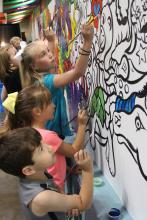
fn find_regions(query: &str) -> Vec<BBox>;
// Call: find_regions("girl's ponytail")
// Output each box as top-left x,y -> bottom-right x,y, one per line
19,42 -> 42,88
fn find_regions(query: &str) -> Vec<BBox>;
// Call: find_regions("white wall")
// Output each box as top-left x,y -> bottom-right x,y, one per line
77,0 -> 147,219
29,0 -> 147,219
0,1 -> 3,12
68,0 -> 147,219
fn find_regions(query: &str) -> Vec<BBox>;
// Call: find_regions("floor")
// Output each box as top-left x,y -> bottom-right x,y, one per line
85,165 -> 133,220
0,170 -> 25,220
0,112 -> 25,220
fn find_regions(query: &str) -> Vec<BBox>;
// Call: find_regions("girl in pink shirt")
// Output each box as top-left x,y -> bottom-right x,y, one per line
3,84 -> 87,191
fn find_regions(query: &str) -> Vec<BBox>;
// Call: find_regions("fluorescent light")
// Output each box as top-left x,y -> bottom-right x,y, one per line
1,41 -> 6,47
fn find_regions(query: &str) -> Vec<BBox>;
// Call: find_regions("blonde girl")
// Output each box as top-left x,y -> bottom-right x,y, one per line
19,23 -> 94,138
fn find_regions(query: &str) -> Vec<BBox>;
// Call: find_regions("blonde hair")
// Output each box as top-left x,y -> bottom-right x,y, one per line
10,37 -> 20,46
19,41 -> 42,88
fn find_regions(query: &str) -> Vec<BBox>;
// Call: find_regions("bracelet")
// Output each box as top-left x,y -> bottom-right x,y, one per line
79,51 -> 90,56
80,47 -> 91,54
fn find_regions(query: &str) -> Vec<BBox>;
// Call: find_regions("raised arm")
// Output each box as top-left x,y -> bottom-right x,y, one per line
44,28 -> 57,55
53,23 -> 94,88
57,109 -> 88,157
30,150 -> 93,216
1,85 -> 7,102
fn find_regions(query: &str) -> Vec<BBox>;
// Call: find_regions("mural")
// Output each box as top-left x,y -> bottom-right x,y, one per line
46,0 -> 147,182
85,0 -> 147,181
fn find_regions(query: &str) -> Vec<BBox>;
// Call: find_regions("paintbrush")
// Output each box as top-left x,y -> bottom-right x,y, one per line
64,102 -> 89,127
68,13 -> 100,46
64,114 -> 78,127
48,8 -> 59,29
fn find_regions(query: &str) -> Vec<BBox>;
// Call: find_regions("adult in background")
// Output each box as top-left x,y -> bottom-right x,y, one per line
10,36 -> 27,62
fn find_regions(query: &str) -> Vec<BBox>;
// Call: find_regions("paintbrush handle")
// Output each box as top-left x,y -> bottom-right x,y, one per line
68,32 -> 81,46
49,9 -> 58,29
68,13 -> 100,46
64,114 -> 78,127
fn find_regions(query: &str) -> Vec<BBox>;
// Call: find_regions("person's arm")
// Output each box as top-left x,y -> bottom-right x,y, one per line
30,150 -> 93,216
57,109 -> 87,157
44,28 -> 57,55
53,23 -> 94,88
1,85 -> 7,102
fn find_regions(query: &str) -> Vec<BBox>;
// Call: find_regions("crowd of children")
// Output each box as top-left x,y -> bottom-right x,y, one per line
0,22 -> 94,220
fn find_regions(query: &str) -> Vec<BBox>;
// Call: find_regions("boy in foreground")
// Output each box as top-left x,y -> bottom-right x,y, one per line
0,127 -> 93,219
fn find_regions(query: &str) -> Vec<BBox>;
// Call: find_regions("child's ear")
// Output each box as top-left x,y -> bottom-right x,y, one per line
22,166 -> 36,176
32,107 -> 41,116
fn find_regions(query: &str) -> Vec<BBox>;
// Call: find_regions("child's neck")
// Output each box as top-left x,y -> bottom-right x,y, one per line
31,121 -> 45,129
27,170 -> 47,182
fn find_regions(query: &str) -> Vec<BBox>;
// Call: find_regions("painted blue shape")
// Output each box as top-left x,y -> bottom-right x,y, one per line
94,4 -> 100,16
115,94 -> 136,113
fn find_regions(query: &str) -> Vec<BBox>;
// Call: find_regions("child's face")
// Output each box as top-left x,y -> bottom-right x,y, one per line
40,102 -> 55,121
13,40 -> 21,51
33,41 -> 55,72
32,142 -> 56,170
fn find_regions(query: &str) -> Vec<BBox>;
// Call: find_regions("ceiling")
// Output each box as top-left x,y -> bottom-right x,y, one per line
3,0 -> 39,24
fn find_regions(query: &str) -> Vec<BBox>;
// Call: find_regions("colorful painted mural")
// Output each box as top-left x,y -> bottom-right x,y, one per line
20,0 -> 147,219
37,0 -> 147,185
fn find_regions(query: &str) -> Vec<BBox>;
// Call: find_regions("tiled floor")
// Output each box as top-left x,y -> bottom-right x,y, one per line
0,170 -> 25,220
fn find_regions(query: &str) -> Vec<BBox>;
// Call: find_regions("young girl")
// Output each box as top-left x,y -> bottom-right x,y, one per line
0,45 -> 21,102
19,23 -> 94,138
3,84 -> 87,191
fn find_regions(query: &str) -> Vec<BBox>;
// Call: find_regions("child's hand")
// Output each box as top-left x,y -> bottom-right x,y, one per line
77,108 -> 88,126
67,208 -> 80,218
74,150 -> 92,172
81,23 -> 94,43
44,28 -> 56,41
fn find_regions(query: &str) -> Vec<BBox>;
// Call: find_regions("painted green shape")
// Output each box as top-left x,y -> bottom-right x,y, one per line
90,94 -> 97,116
68,0 -> 74,4
90,87 -> 106,127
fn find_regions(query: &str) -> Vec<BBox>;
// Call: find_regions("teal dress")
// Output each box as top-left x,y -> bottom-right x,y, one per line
43,74 -> 71,137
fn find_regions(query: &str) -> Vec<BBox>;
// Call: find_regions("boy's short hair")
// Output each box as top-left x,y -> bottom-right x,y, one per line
0,127 -> 42,178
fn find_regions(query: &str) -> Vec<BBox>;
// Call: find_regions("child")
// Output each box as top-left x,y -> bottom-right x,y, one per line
0,127 -> 93,219
19,23 -> 94,138
3,85 -> 87,191
0,46 -> 22,106
0,46 -> 21,99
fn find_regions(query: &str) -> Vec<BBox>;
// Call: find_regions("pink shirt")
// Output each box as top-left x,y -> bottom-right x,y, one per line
36,128 -> 66,188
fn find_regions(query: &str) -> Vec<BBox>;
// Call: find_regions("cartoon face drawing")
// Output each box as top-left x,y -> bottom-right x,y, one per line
98,4 -> 113,58
113,106 -> 147,180
131,0 -> 147,42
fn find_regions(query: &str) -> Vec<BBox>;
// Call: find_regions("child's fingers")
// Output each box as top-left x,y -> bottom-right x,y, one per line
81,23 -> 93,32
83,150 -> 88,159
71,209 -> 80,217
78,108 -> 87,115
74,151 -> 80,162
74,149 -> 88,162
74,150 -> 84,161
78,149 -> 87,160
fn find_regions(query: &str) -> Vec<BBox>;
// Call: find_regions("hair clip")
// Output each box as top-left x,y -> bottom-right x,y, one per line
2,92 -> 18,114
